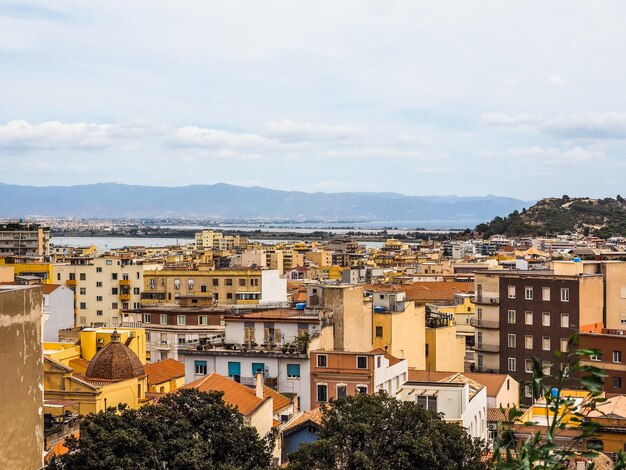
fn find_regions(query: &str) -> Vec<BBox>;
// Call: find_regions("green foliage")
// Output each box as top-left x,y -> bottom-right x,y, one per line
287,392 -> 488,470
491,334 -> 626,469
46,389 -> 274,470
475,196 -> 626,238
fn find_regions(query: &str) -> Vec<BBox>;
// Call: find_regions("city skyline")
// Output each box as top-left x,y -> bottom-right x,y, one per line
2,1 -> 626,199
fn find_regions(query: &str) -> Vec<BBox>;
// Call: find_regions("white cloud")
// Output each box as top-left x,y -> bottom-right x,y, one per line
503,145 -> 603,163
265,120 -> 364,142
170,126 -> 274,149
480,113 -> 542,128
323,147 -> 426,160
548,74 -> 565,86
544,113 -> 626,139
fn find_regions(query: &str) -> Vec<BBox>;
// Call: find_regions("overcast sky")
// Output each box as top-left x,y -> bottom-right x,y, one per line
1,1 -> 626,200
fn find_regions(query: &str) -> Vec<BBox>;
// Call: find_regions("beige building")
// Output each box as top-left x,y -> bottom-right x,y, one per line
53,256 -> 144,327
143,268 -> 286,306
0,285 -> 44,470
0,222 -> 50,258
305,250 -> 333,268
194,229 -> 246,251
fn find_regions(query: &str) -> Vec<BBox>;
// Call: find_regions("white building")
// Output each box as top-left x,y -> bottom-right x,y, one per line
42,284 -> 74,342
397,372 -> 488,441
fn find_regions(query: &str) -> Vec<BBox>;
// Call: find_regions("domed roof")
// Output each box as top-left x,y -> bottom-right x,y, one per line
85,330 -> 145,381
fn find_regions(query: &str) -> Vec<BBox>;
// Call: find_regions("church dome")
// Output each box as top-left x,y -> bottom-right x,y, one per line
85,330 -> 145,381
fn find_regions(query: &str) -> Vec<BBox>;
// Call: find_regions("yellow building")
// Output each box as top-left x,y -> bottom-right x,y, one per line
0,257 -> 54,283
427,293 -> 475,345
44,330 -> 148,415
372,290 -> 426,369
144,358 -> 186,393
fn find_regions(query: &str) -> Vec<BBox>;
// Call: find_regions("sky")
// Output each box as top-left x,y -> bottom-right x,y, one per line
1,1 -> 626,200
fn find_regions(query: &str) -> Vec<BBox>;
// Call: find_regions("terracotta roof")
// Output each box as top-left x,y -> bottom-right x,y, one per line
282,407 -> 324,434
408,369 -> 512,398
85,333 -> 145,381
369,348 -> 404,366
42,284 -> 61,294
184,372 -> 291,416
366,282 -> 474,302
144,359 -> 185,386
487,407 -> 512,423
440,373 -> 484,399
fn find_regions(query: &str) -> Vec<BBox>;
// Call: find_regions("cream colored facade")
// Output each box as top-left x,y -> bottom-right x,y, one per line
53,257 -> 143,327
425,325 -> 465,372
305,250 -> 333,267
473,272 -> 501,372
195,230 -> 246,251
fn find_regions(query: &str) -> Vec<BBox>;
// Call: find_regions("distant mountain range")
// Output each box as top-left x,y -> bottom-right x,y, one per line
0,182 -> 529,226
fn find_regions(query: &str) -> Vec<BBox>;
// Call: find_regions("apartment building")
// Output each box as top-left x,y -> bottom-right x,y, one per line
53,256 -> 144,327
580,329 -> 626,395
122,307 -> 225,362
473,269 -> 603,401
180,309 -> 319,409
0,222 -> 50,258
142,268 -> 286,306
309,349 -> 408,409
194,229 -> 247,251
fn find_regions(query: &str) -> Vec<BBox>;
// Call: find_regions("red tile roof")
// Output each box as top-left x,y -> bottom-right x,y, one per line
144,359 -> 185,386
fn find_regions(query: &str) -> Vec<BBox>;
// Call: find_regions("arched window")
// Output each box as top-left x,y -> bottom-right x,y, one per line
587,439 -> 604,451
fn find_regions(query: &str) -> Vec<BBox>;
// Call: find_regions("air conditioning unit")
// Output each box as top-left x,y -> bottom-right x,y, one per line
490,299 -> 497,304
619,331 -> 624,336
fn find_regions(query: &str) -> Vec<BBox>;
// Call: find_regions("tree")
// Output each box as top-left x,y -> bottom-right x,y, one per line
287,393 -> 487,470
47,389 -> 274,470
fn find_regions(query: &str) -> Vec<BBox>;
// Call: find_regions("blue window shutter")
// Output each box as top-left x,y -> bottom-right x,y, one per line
287,364 -> 300,377
228,361 -> 241,376
252,363 -> 265,375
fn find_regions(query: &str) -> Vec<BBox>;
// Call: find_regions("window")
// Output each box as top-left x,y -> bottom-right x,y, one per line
226,293 -> 233,300
524,384 -> 533,398
561,338 -> 569,353
507,310 -> 516,324
228,362 -> 241,378
561,313 -> 570,328
79,273 -> 86,281
212,279 -> 219,286
112,273 -> 118,280
590,354 -> 600,361
96,310 -> 103,316
200,285 -> 207,293
96,267 -> 102,273
252,363 -> 265,375
194,360 -> 207,375
375,326 -> 383,337
225,278 -> 233,286
106,260 -> 112,266
239,279 -> 246,287
614,377 -> 622,389
96,281 -> 102,287
187,279 -> 194,290
507,334 -> 516,348
416,395 -> 437,411
337,385 -> 347,398
542,287 -> 551,301
174,279 -> 180,290
614,351 -> 622,363
357,356 -> 368,369
525,359 -> 533,373
508,357 -> 516,372
177,315 -> 186,326
198,315 -> 208,326
133,287 -> 140,295
542,336 -> 551,351
317,384 -> 328,402
160,314 -> 168,325
69,273 -> 75,281
542,361 -> 551,375
508,285 -> 516,299
287,364 -> 300,378
112,302 -> 118,309
96,296 -> 103,301
525,287 -> 533,300
111,287 -> 118,295
317,354 -> 327,367
80,302 -> 86,309
57,273 -> 61,281
356,385 -> 368,395
376,356 -> 382,368
79,287 -> 86,295
178,335 -> 186,344
525,311 -> 533,325
542,312 -> 550,327
525,335 -> 533,349
143,313 -> 151,323
160,351 -> 168,360
561,288 -> 570,302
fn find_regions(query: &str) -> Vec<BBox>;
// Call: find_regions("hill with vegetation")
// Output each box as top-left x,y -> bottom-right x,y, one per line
475,195 -> 626,238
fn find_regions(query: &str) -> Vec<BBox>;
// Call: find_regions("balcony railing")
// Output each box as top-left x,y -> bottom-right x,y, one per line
240,376 -> 278,388
475,343 -> 500,353
470,318 -> 500,329
473,295 -> 499,305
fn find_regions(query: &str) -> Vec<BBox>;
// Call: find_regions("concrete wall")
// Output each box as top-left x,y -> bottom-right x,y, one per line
0,286 -> 44,470
322,285 -> 373,352
579,275 -> 604,328
43,285 -> 74,342
426,326 -> 465,372
603,262 -> 626,329
261,270 -> 287,303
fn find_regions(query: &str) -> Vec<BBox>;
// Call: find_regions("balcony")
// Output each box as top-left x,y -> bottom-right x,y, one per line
475,343 -> 500,353
120,293 -> 131,301
120,279 -> 131,286
473,295 -> 499,305
470,318 -> 500,329
240,376 -> 278,388
66,279 -> 77,286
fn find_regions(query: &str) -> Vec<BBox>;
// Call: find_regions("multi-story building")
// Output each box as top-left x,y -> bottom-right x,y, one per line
53,256 -> 144,327
473,269 -> 604,402
142,268 -> 286,306
0,222 -> 50,258
309,349 -> 408,409
122,306 -> 225,362
0,285 -> 44,469
180,309 -> 319,409
580,329 -> 626,395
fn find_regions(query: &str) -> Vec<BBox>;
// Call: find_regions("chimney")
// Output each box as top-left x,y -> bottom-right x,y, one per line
255,372 -> 264,399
